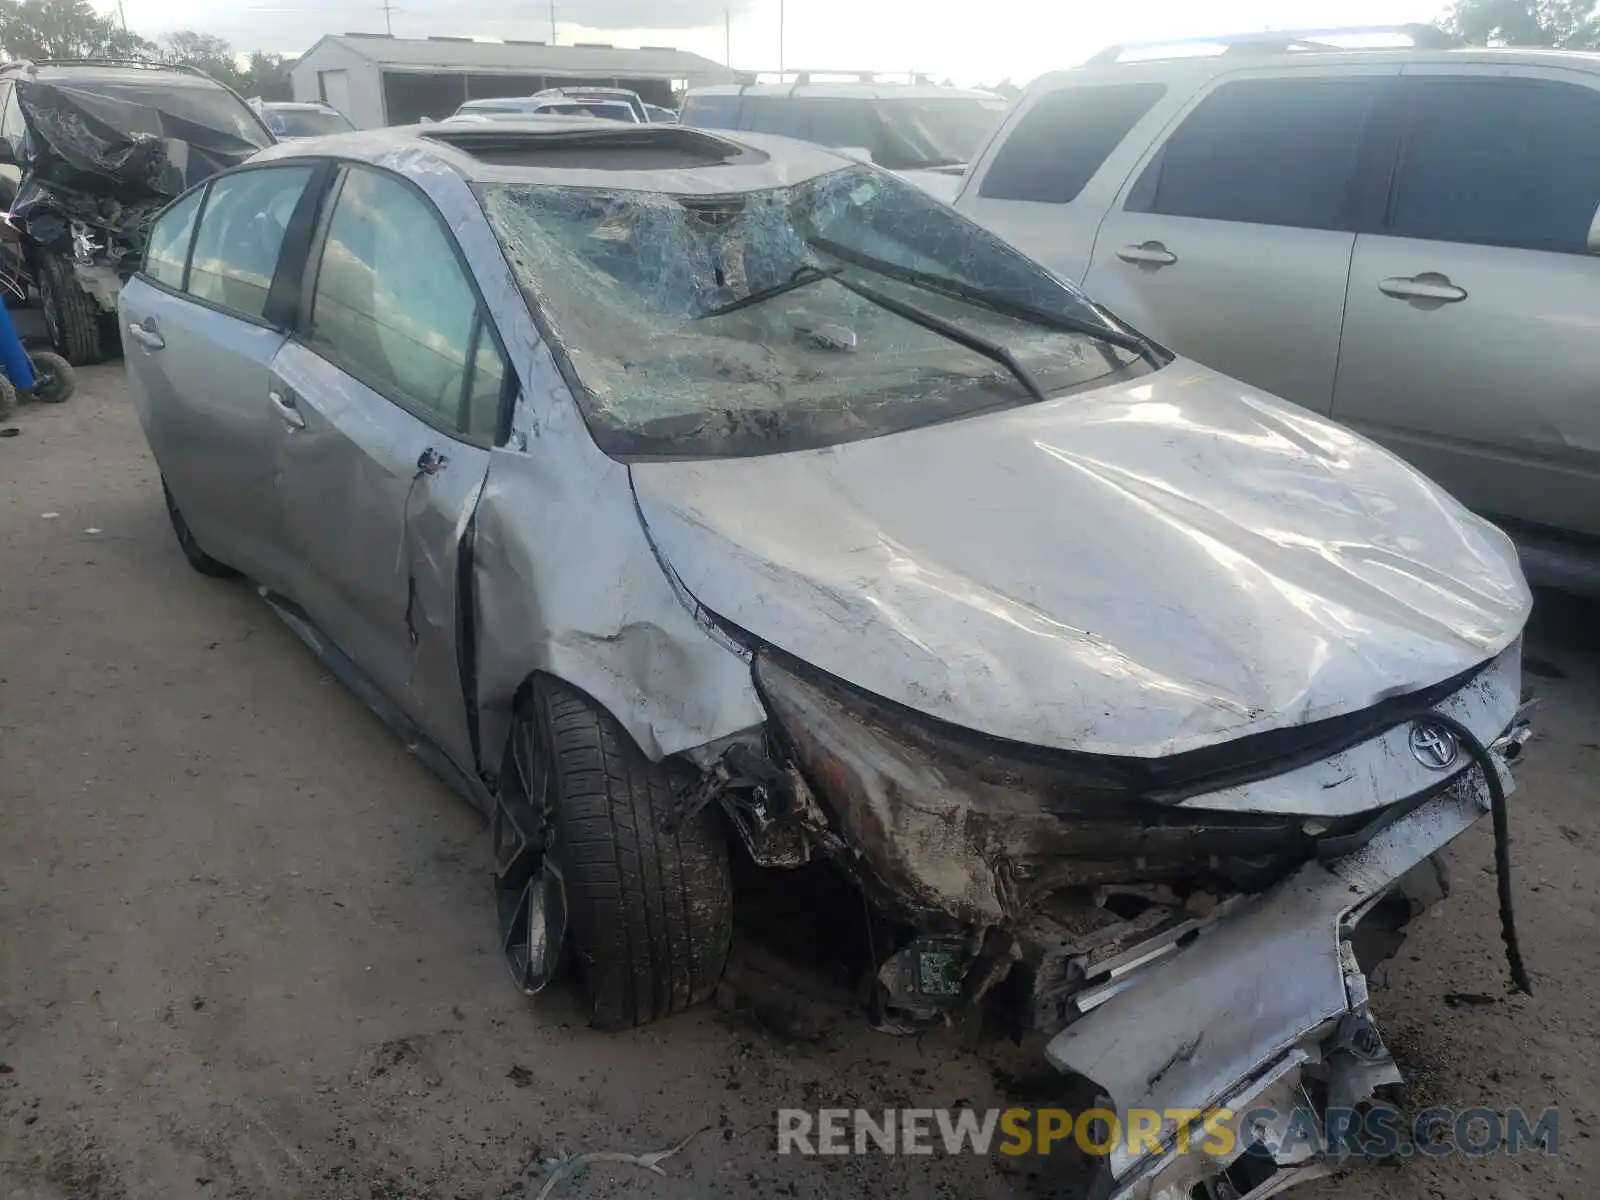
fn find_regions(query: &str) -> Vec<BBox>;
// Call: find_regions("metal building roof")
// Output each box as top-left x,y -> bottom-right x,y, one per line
300,34 -> 738,82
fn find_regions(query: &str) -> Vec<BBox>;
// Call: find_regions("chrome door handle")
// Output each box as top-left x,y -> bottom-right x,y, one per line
1378,274 -> 1467,303
126,321 -> 164,349
1116,241 -> 1178,266
268,388 -> 305,429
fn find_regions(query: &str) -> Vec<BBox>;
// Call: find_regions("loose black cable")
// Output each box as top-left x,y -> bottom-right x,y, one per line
1410,710 -> 1533,996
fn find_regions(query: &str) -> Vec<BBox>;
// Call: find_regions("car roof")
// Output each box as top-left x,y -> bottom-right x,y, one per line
1033,43 -> 1600,92
0,60 -> 229,88
684,81 -> 1003,101
250,119 -> 858,193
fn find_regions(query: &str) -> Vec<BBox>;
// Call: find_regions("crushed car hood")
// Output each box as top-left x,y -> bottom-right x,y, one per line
630,362 -> 1531,758
11,78 -> 267,266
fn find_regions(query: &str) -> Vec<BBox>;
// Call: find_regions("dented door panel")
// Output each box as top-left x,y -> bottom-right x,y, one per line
269,340 -> 490,772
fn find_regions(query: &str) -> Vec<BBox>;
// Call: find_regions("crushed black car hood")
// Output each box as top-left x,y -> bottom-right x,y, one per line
11,77 -> 268,267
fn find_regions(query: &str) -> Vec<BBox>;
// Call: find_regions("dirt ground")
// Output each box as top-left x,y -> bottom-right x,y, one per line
0,367 -> 1596,1200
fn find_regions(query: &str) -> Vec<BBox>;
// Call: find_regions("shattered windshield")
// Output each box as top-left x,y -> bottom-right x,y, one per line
480,165 -> 1140,457
877,98 -> 1008,168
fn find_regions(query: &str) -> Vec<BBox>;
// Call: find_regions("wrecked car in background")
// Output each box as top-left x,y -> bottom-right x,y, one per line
0,59 -> 274,364
120,119 -> 1535,1200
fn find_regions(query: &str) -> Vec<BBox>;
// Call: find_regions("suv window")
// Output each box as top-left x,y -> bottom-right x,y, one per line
740,95 -> 805,138
144,189 -> 205,288
1389,78 -> 1600,254
309,166 -> 508,440
1130,78 -> 1374,230
186,166 -> 313,319
796,98 -> 879,150
0,83 -> 23,142
979,83 -> 1164,203
679,94 -> 741,129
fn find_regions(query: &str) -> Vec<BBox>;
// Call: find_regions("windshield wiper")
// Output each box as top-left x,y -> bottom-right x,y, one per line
696,264 -> 843,319
834,274 -> 1049,404
808,235 -> 1165,365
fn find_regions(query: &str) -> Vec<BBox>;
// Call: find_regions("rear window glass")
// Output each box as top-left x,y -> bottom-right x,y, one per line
76,81 -> 272,148
264,107 -> 353,137
979,83 -> 1164,203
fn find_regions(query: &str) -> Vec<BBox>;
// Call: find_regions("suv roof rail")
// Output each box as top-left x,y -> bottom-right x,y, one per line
1087,24 -> 1460,65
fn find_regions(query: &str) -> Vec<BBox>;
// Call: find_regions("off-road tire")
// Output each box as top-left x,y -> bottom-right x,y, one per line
38,253 -> 106,366
162,480 -> 237,578
520,677 -> 733,1030
0,374 -> 14,422
28,351 -> 75,403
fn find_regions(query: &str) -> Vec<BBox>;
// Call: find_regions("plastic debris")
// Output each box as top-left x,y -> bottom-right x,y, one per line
535,1128 -> 705,1199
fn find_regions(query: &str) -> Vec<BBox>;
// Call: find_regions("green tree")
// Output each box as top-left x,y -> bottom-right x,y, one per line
0,0 -> 154,60
161,32 -> 290,100
1441,0 -> 1600,48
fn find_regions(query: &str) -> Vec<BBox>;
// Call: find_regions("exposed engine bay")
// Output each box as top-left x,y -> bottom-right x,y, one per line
670,640 -> 1532,1198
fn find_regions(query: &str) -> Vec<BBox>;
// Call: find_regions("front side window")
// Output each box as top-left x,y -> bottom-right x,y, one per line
186,166 -> 313,319
309,166 -> 506,437
979,83 -> 1164,203
144,188 -> 205,288
1131,77 -> 1375,230
480,165 -> 1141,459
1388,78 -> 1600,253
0,83 -> 24,142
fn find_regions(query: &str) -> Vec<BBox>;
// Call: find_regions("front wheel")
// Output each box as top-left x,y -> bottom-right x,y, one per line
494,676 -> 733,1030
38,254 -> 107,366
28,351 -> 75,403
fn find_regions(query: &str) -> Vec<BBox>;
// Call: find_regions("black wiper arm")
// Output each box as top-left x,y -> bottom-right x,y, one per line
835,273 -> 1049,404
809,235 -> 1163,364
696,264 -> 843,319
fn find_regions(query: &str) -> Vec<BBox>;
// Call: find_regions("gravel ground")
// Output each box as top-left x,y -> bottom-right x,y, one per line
1,367 -> 1595,1200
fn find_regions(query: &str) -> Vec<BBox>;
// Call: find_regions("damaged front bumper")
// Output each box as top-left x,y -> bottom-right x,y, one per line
1045,751 -> 1517,1200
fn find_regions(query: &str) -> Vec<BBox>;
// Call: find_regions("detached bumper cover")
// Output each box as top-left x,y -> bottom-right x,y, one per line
1046,761 -> 1508,1199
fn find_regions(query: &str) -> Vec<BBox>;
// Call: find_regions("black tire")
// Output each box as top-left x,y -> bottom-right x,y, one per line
0,374 -> 14,422
500,676 -> 733,1030
38,254 -> 106,366
162,480 -> 237,578
28,351 -> 74,403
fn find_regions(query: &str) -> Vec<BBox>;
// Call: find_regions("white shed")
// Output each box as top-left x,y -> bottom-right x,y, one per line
289,34 -> 739,128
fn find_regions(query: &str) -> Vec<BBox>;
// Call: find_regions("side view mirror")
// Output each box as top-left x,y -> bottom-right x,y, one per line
1589,203 -> 1600,254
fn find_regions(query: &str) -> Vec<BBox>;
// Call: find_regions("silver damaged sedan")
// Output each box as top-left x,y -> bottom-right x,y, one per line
121,120 -> 1536,1200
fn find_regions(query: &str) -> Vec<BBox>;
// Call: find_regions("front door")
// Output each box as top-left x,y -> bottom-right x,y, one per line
1330,68 -> 1600,539
1083,70 -> 1397,413
120,164 -> 323,591
272,165 -> 512,772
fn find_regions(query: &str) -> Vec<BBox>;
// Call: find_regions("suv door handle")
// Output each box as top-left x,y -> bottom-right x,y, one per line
126,317 -> 164,350
1116,241 -> 1178,267
268,388 -> 305,429
1378,274 -> 1467,303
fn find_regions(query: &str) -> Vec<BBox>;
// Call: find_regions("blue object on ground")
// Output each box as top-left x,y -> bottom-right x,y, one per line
0,299 -> 34,390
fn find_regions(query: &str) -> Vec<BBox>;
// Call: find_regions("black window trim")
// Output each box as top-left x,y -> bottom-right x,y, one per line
1379,73 -> 1600,256
1123,73 -> 1392,234
134,158 -> 336,334
295,160 -> 518,450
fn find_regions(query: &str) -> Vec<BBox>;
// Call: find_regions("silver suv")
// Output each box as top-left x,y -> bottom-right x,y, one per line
953,25 -> 1600,591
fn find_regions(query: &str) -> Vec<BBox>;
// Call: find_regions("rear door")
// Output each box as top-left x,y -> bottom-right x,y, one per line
1330,68 -> 1600,538
270,163 -> 514,770
120,162 -> 327,590
1081,69 -> 1399,412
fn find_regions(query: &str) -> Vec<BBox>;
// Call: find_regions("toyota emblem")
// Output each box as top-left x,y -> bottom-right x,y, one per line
1409,722 -> 1459,770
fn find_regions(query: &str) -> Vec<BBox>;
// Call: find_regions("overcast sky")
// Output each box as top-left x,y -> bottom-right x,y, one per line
107,0 -> 1444,86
